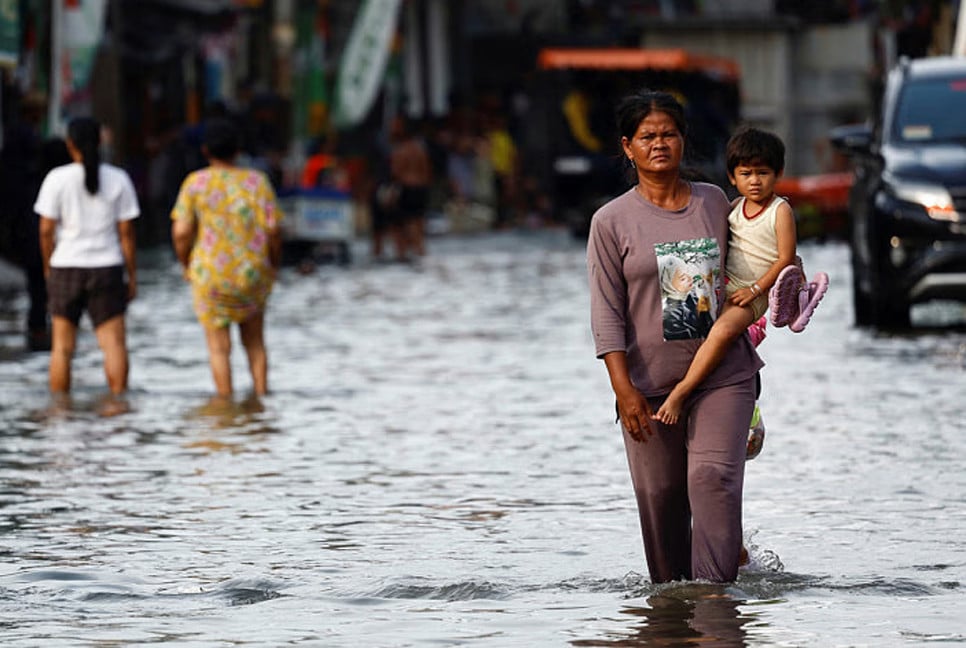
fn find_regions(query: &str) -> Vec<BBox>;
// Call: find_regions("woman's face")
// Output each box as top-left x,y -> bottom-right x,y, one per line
622,110 -> 684,176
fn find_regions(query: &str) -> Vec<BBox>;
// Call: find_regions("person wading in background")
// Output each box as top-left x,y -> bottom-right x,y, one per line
389,115 -> 432,261
35,117 -> 140,400
170,118 -> 282,398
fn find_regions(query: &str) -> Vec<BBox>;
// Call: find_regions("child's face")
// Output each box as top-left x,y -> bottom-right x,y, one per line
729,164 -> 781,205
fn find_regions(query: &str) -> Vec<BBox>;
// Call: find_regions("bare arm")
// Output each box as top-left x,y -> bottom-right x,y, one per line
39,217 -> 57,278
262,180 -> 283,272
171,218 -> 197,279
763,199 -> 799,286
267,226 -> 282,271
118,220 -> 138,301
603,351 -> 655,443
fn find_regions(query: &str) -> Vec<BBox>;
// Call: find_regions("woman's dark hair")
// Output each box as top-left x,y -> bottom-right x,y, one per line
615,89 -> 692,183
725,125 -> 785,175
203,118 -> 241,161
67,117 -> 101,194
615,89 -> 688,142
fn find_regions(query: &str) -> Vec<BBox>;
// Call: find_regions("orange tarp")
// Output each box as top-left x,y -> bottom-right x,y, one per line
537,48 -> 740,81
775,172 -> 853,212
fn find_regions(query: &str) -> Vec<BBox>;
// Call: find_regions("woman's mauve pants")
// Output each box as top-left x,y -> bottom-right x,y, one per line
622,376 -> 756,583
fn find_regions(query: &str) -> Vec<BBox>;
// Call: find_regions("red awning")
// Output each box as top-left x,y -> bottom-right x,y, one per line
537,48 -> 740,81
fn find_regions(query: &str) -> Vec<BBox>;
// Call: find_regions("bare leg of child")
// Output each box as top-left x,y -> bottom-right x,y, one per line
654,302 -> 757,424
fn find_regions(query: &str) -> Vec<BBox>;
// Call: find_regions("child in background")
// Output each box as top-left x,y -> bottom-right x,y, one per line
653,126 -> 828,427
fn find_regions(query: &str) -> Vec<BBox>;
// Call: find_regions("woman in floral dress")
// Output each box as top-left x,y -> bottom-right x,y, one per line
171,118 -> 282,397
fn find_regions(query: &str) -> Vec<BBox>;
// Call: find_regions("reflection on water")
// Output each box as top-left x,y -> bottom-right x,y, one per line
1,234 -> 965,646
572,585 -> 753,647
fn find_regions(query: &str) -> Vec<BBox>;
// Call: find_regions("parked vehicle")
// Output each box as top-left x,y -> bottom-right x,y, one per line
278,187 -> 354,266
773,172 -> 852,241
830,56 -> 966,328
531,48 -> 741,238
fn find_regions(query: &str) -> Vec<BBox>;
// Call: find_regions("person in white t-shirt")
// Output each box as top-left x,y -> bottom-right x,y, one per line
35,117 -> 140,398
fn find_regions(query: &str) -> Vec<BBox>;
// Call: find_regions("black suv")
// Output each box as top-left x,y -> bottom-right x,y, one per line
830,56 -> 966,328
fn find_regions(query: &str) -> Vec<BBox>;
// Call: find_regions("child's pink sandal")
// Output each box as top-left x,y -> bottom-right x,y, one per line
747,316 -> 767,347
789,272 -> 829,333
769,264 -> 805,328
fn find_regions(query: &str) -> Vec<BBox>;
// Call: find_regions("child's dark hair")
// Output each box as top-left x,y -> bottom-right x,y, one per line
67,117 -> 101,194
726,126 -> 785,175
203,118 -> 241,161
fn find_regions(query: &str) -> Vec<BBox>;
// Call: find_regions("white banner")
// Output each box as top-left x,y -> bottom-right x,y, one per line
333,0 -> 402,129
63,0 -> 107,96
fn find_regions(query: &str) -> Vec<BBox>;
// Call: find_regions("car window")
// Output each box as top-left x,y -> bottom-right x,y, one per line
893,77 -> 966,143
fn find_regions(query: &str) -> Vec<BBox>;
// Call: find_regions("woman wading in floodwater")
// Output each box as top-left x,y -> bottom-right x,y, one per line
586,89 -> 763,582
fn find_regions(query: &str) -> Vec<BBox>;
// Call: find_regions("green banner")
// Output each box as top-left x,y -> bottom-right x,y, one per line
0,0 -> 20,66
333,0 -> 402,129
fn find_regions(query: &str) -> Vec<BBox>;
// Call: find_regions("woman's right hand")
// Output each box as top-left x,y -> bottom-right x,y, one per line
616,387 -> 655,443
603,352 -> 655,443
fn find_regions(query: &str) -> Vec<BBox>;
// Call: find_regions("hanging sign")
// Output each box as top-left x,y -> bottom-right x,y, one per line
333,0 -> 402,129
62,0 -> 107,98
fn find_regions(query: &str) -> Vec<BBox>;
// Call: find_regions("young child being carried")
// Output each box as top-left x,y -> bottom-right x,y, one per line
653,126 -> 828,426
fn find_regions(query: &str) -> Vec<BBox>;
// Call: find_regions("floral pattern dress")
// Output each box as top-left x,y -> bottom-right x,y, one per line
171,167 -> 281,328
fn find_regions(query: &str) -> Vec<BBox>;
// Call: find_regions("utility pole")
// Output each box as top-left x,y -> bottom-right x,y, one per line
48,0 -> 63,135
954,0 -> 966,56
107,0 -> 124,163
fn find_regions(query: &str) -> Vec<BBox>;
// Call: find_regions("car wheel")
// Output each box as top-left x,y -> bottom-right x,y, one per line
872,290 -> 910,329
867,242 -> 911,329
849,213 -> 875,326
851,268 -> 874,326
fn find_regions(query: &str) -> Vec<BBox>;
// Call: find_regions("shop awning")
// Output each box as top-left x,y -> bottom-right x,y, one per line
537,48 -> 740,81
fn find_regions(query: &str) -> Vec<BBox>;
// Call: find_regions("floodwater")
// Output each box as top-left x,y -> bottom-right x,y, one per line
1,231 -> 965,647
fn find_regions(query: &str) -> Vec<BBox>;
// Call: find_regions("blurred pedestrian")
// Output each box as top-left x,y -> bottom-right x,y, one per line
586,89 -> 763,583
170,118 -> 282,397
35,117 -> 140,396
439,127 -> 498,231
0,94 -> 53,351
389,115 -> 432,259
301,133 -> 349,191
483,110 -> 519,228
366,130 -> 405,261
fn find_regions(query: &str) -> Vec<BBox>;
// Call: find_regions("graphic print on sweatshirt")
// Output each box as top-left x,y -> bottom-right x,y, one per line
655,238 -> 721,341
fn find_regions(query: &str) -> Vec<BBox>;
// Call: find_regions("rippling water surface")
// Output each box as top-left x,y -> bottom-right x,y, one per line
2,231 -> 965,646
